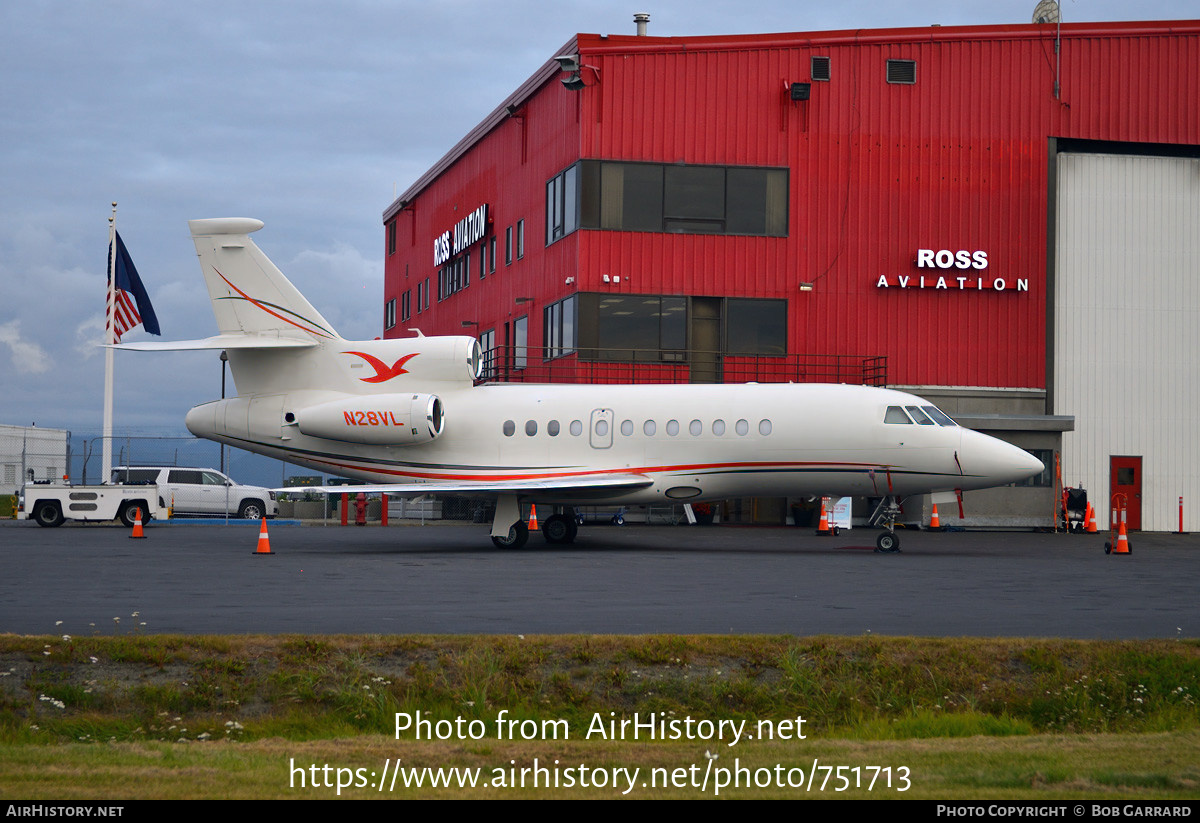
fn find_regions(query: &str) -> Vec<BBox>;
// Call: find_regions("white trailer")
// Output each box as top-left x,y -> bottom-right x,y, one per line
18,482 -> 165,528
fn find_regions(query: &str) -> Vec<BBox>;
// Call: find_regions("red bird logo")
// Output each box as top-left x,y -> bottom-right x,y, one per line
343,351 -> 419,383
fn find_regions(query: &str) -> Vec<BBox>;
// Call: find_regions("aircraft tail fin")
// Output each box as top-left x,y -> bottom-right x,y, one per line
188,218 -> 341,342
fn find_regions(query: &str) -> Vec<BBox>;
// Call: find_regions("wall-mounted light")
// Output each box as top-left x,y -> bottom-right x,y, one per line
555,53 -> 601,90
789,82 -> 811,101
461,320 -> 479,328
515,296 -> 534,304
798,282 -> 815,292
564,276 -> 575,285
553,55 -> 580,72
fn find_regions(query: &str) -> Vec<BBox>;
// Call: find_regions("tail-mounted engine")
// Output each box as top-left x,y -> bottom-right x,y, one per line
293,393 -> 444,445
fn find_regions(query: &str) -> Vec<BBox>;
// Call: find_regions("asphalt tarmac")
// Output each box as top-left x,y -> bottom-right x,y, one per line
1,520 -> 1196,638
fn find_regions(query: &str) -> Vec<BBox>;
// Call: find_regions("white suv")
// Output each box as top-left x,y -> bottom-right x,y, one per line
111,467 -> 277,520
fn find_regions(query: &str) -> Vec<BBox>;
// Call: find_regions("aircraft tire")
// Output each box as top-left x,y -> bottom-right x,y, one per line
492,520 -> 529,550
874,532 -> 900,553
542,514 -> 578,544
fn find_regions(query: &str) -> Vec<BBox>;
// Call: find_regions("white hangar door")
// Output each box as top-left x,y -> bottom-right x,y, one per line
1054,151 -> 1200,531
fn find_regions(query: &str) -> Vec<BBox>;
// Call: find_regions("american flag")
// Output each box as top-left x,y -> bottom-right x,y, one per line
106,230 -> 160,342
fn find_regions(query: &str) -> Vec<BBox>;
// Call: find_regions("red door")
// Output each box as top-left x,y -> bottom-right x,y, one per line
1110,456 -> 1142,531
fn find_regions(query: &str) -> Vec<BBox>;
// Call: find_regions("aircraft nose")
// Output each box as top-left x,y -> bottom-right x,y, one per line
957,429 -> 1045,487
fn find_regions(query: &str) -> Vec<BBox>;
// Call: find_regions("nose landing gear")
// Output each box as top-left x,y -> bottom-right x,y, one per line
871,496 -> 903,553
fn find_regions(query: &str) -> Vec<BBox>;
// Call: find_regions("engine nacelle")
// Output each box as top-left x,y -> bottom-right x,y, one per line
292,393 -> 444,445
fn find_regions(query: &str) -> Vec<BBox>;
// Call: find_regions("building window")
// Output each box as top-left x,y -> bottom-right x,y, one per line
546,164 -> 580,244
578,294 -> 686,361
384,298 -> 396,330
578,160 -> 787,237
725,298 -> 787,355
886,59 -> 916,84
505,227 -> 513,265
544,295 -> 577,359
438,255 -> 472,301
387,220 -> 397,255
480,242 -> 487,279
479,328 -> 496,378
513,315 -> 528,369
489,237 -> 497,273
517,219 -> 525,259
400,290 -> 411,322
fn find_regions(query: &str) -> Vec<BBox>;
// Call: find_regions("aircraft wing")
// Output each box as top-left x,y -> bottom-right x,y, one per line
277,473 -> 654,499
112,334 -> 318,351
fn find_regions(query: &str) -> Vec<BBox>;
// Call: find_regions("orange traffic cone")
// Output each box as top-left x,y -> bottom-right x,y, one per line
929,503 -> 942,531
255,517 -> 274,555
816,498 -> 832,536
528,504 -> 540,531
1085,502 -> 1098,533
1112,516 -> 1131,555
129,507 -> 146,539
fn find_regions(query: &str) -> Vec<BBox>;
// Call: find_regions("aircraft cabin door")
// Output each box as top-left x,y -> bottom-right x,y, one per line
589,408 -> 613,449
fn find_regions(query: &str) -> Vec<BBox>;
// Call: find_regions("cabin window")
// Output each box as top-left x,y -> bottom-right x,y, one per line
666,419 -> 680,436
643,420 -> 656,436
525,420 -> 538,436
735,419 -> 749,436
595,419 -> 609,437
713,419 -> 726,436
548,420 -> 561,436
884,406 -> 913,424
620,419 -> 634,436
759,419 -> 773,436
503,420 -> 516,436
570,420 -> 583,436
689,419 -> 703,436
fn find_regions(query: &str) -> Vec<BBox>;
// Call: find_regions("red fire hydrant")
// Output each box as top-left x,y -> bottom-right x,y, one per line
354,492 -> 368,526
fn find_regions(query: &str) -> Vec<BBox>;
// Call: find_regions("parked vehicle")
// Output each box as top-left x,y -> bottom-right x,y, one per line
111,467 -> 277,520
19,480 -> 164,527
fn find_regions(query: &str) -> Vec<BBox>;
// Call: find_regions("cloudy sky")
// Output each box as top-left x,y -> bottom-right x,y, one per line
1,0 -> 1193,437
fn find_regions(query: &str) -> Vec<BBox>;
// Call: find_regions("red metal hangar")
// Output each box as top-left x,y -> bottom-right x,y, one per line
383,18 -> 1200,530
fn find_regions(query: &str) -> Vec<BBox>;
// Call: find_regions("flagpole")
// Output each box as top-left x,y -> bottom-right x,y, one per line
102,202 -> 117,485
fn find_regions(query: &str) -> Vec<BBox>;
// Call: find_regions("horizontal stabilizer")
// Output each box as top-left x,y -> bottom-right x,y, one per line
113,334 -> 317,352
277,474 -> 655,498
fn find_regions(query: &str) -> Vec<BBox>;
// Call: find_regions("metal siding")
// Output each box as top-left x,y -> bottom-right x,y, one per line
1055,153 -> 1200,531
386,23 -> 1199,390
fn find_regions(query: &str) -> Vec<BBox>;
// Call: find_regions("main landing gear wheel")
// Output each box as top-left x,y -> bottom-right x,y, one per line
492,520 -> 530,550
875,532 -> 900,553
542,513 -> 579,544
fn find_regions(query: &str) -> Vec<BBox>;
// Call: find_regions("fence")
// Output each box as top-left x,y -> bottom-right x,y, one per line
480,346 -> 888,386
0,429 -> 307,493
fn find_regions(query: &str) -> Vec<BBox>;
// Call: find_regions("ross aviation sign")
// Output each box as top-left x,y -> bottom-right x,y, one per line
875,248 -> 1029,292
433,204 -> 489,267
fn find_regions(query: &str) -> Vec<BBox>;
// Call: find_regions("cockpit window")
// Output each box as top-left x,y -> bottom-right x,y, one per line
884,406 -> 913,424
905,406 -> 936,425
922,405 -> 958,426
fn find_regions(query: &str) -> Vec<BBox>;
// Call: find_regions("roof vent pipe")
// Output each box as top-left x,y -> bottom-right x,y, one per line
634,12 -> 649,36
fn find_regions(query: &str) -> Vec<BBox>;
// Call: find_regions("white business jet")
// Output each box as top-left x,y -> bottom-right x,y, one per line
120,218 -> 1044,551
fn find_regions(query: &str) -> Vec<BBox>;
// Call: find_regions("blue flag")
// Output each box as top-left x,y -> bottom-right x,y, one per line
107,230 -> 160,340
